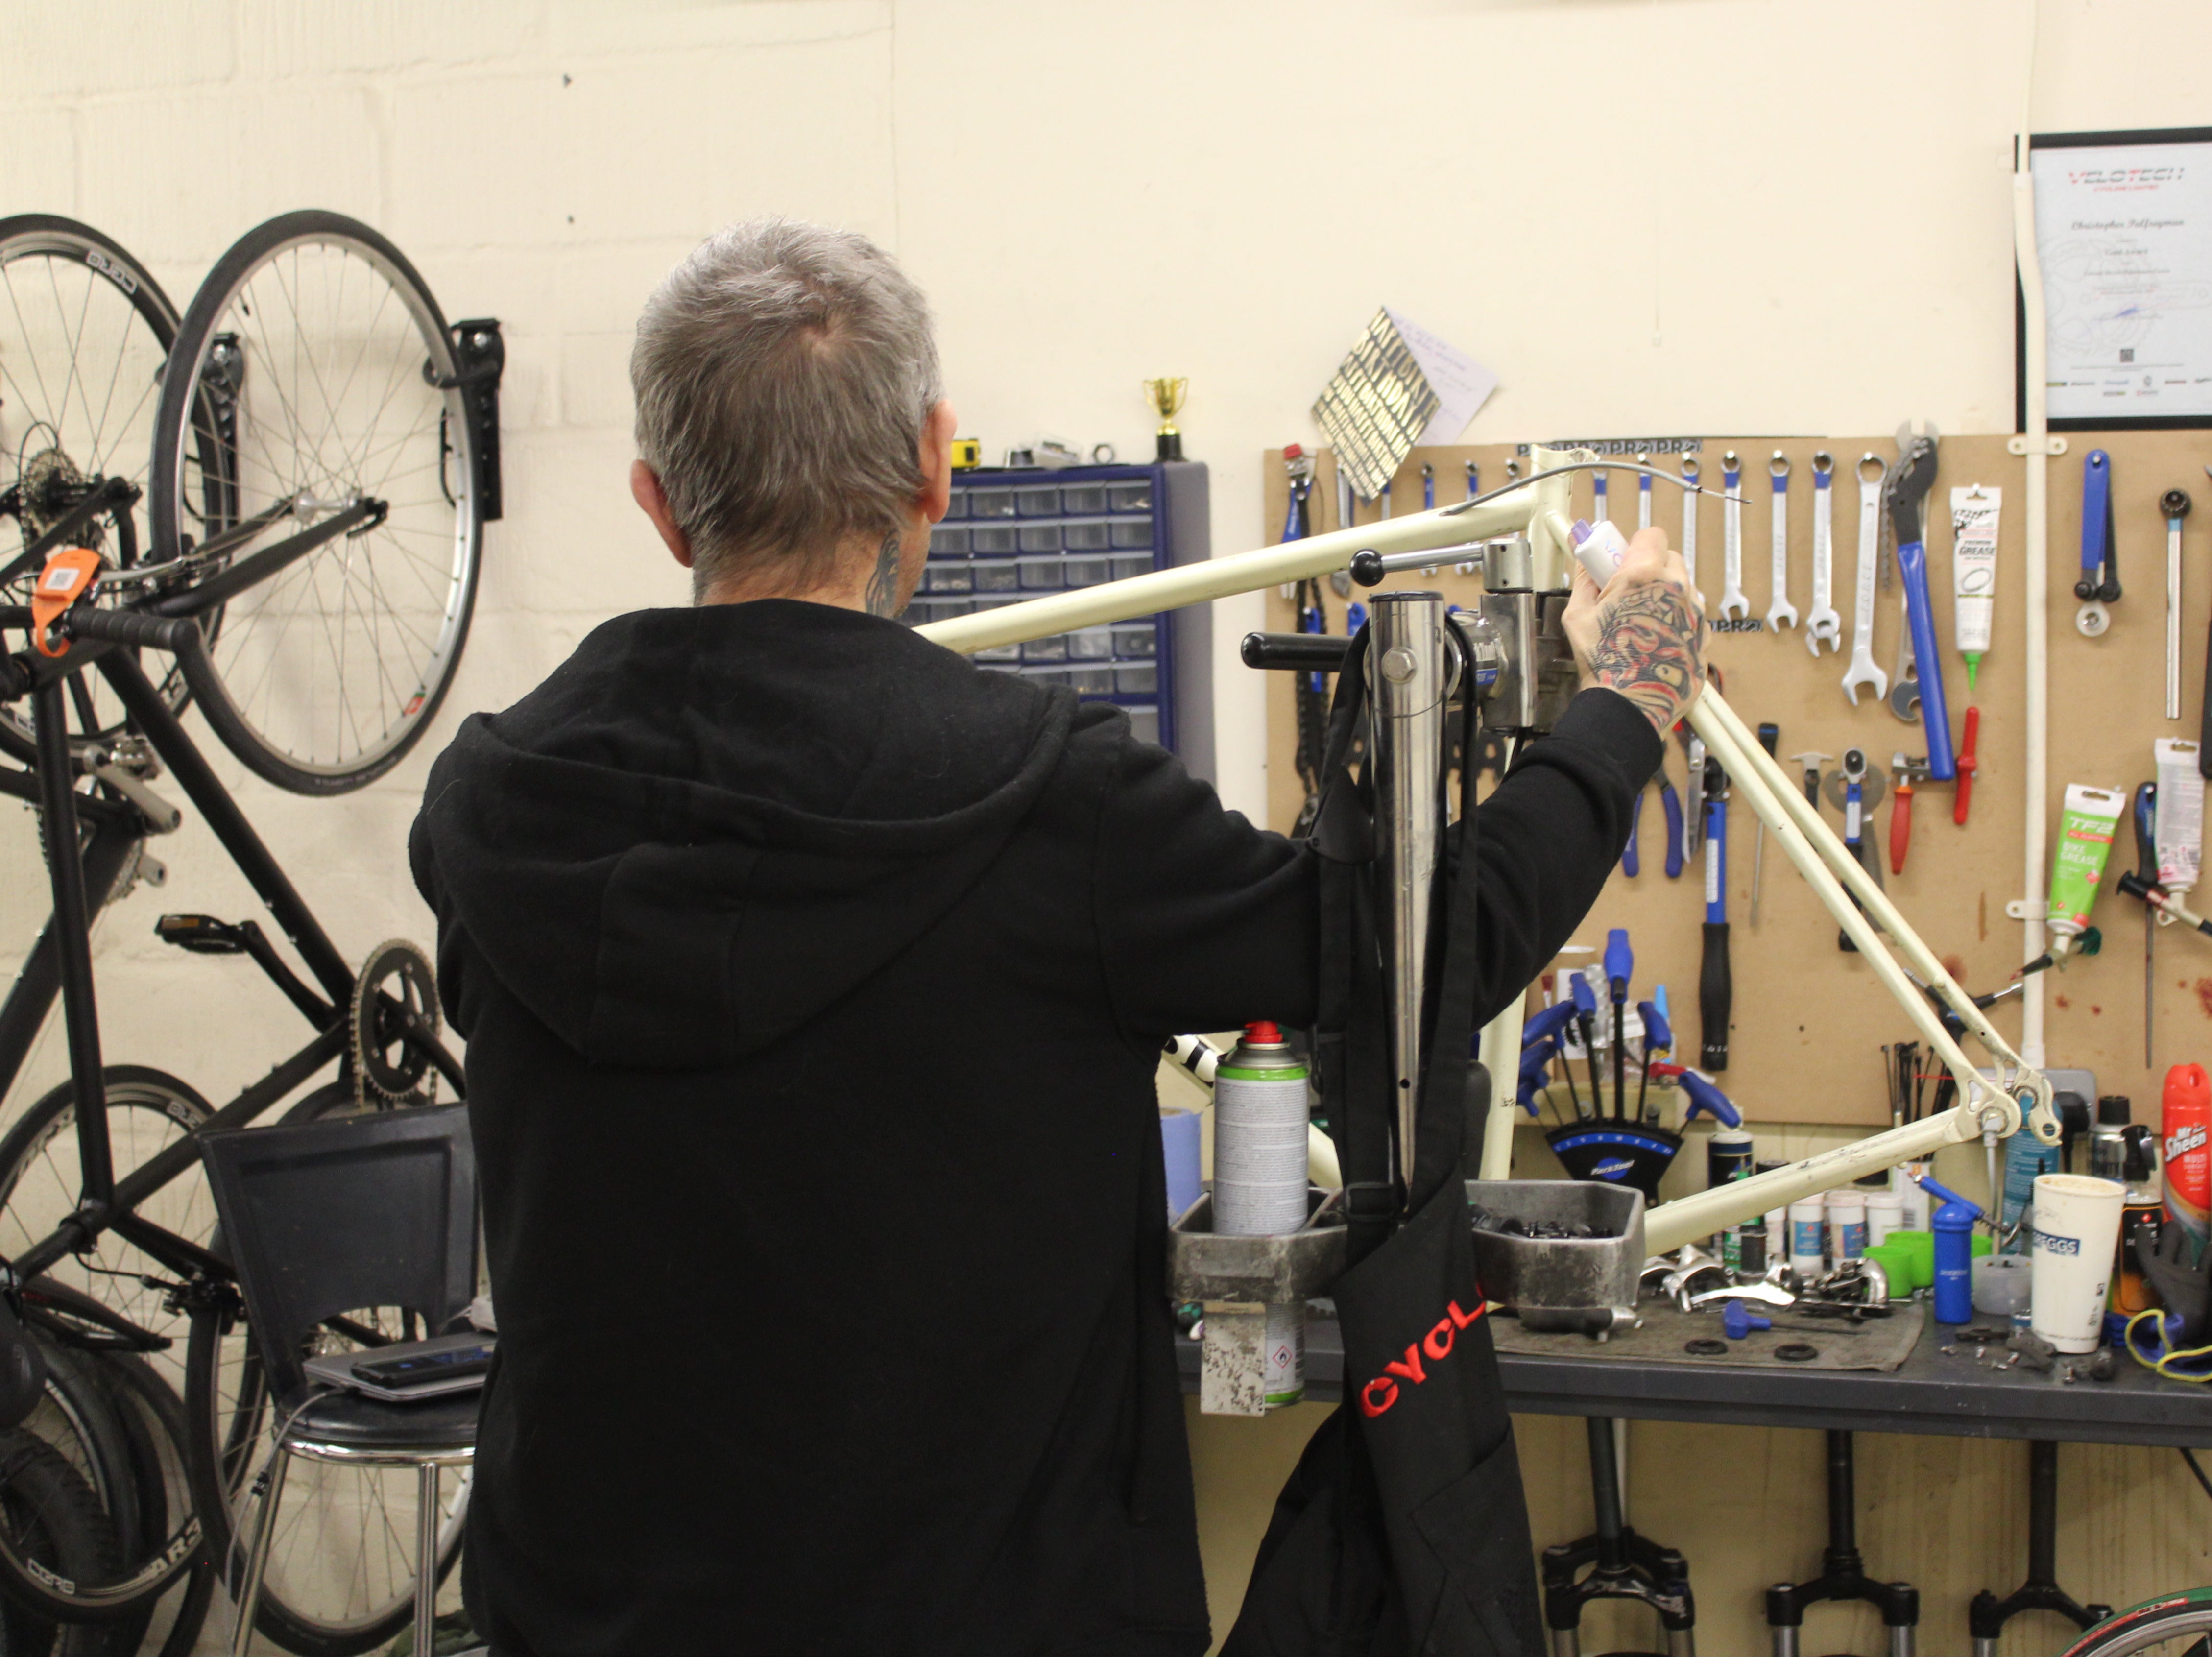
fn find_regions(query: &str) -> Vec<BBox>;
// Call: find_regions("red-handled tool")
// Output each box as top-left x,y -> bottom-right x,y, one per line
1954,707 -> 1979,826
1890,753 -> 1931,876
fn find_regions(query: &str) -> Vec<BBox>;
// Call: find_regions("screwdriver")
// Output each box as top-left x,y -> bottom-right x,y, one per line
1606,928 -> 1633,1120
2134,781 -> 2159,1066
1569,972 -> 1607,1116
1635,996 -> 1671,1122
1701,755 -> 1732,1071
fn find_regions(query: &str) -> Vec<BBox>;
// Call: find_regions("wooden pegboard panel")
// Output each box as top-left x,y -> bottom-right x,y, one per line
1259,432 -> 2212,1125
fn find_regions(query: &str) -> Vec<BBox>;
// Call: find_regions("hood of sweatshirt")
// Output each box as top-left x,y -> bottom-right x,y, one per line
410,601 -> 1071,1069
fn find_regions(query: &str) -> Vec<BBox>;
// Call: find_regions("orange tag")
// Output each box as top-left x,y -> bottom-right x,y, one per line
29,548 -> 102,657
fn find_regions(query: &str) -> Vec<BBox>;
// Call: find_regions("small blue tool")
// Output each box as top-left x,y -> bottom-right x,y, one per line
1722,1299 -> 1773,1340
1569,972 -> 1605,1116
1605,930 -> 1633,1119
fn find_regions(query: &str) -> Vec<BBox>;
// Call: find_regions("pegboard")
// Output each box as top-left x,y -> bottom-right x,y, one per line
1260,432 -> 2212,1125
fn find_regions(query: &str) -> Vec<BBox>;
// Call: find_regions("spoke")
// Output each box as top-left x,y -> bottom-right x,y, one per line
85,283 -> 146,472
45,256 -> 94,447
0,261 -> 64,435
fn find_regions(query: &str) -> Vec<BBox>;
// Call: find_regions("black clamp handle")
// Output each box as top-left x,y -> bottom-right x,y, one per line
1241,631 -> 1355,671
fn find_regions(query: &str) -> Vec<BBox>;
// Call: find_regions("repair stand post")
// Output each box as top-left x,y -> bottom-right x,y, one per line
1540,1416 -> 1696,1657
1369,590 -> 1447,1187
1764,1431 -> 1918,1656
1968,1440 -> 2108,1655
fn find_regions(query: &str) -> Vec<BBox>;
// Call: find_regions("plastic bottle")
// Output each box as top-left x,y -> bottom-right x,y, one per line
2163,1063 -> 2210,1268
2114,1124 -> 2163,1315
2089,1095 -> 2133,1183
1918,1173 -> 1982,1324
1707,1127 -> 1754,1265
1827,1191 -> 1868,1261
1788,1198 -> 1826,1279
2000,1116 -> 2064,1254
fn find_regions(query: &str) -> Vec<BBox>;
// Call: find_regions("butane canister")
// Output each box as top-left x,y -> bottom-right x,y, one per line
1214,1021 -> 1311,1406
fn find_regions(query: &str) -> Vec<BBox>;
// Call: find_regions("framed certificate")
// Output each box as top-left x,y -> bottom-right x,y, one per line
2016,126 -> 2212,431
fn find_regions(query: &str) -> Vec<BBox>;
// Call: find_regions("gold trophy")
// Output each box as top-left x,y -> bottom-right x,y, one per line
1142,377 -> 1187,461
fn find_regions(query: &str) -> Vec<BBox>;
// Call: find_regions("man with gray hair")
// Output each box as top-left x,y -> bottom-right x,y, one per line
412,218 -> 1704,1652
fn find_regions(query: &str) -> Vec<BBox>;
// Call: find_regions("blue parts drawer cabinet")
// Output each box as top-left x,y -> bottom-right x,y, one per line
903,460 -> 1213,781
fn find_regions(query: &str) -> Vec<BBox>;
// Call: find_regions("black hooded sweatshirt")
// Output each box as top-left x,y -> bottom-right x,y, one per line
409,600 -> 1659,1656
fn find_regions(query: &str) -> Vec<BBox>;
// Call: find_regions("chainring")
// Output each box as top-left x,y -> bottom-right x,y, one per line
350,938 -> 440,1105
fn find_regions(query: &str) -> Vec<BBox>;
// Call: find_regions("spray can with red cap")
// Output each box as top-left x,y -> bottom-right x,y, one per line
2163,1063 -> 2211,1267
1214,1022 -> 1312,1405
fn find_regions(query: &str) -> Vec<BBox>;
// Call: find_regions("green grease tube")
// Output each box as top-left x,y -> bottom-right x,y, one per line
2047,784 -> 2127,943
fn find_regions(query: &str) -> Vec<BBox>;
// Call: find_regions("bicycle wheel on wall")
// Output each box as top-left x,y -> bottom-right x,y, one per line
0,216 -> 194,764
147,211 -> 484,795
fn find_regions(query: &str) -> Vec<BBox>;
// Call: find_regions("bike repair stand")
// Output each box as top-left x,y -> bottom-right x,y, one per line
1967,1440 -> 2108,1656
1764,1431 -> 1918,1656
1540,1415 -> 1696,1657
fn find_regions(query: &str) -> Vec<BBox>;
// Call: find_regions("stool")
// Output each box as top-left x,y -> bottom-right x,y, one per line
1968,1440 -> 2109,1655
1764,1431 -> 1918,1656
1541,1416 -> 1696,1657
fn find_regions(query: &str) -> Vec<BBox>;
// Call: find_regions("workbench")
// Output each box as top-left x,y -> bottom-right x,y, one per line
1177,1315 -> 2212,1447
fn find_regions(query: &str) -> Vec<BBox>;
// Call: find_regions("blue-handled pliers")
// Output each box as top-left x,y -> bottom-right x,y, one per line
1623,765 -> 1686,879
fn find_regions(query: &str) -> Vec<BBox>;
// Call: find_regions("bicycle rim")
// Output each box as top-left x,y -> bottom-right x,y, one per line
2066,1591 -> 2212,1656
183,1081 -> 465,1656
0,1066 -> 216,1404
148,210 -> 481,794
0,216 -> 191,763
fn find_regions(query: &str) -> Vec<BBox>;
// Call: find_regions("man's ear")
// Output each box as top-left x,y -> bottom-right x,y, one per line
631,459 -> 693,568
917,401 -> 957,526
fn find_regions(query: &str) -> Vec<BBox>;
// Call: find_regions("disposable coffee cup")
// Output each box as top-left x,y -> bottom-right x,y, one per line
2029,1174 -> 2125,1354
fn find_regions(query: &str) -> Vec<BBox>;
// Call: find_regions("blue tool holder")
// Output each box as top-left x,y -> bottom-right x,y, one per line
902,460 -> 1210,761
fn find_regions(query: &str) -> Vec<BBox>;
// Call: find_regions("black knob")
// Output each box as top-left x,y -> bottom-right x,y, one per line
1349,549 -> 1386,588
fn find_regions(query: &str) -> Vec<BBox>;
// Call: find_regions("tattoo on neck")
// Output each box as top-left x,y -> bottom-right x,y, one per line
864,531 -> 902,618
1588,583 -> 1707,733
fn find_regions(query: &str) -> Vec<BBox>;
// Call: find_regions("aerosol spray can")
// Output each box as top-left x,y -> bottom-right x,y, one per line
1214,1022 -> 1311,1406
2163,1063 -> 2210,1268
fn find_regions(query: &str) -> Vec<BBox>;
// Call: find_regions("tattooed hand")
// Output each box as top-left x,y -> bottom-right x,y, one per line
1561,527 -> 1707,735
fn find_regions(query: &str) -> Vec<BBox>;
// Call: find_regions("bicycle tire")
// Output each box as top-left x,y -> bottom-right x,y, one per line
0,1331 -> 199,1634
81,1350 -> 212,1656
2065,1588 -> 2212,1655
0,1426 -> 126,1655
146,210 -> 483,795
183,1080 -> 465,1657
0,1066 -> 216,1404
0,214 -> 195,766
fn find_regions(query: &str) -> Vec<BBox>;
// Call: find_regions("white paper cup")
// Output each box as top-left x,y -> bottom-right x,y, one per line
2030,1174 -> 2126,1353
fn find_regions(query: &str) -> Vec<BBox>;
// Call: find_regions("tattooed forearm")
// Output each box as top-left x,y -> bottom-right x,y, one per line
863,530 -> 903,618
1587,582 -> 1707,733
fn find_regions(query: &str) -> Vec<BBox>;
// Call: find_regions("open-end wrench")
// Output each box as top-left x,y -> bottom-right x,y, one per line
1637,452 -> 1654,532
1718,450 -> 1751,622
1805,451 -> 1842,653
1765,451 -> 1798,630
1680,454 -> 1702,598
1889,595 -> 1921,721
1843,454 -> 1889,705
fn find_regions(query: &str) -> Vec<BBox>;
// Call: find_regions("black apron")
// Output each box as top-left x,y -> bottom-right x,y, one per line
1225,628 -> 1543,1656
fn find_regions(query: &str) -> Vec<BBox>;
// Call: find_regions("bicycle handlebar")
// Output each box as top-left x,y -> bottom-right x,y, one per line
61,606 -> 202,656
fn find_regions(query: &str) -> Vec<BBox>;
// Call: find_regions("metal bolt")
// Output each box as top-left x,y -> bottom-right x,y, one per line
1380,646 -> 1419,684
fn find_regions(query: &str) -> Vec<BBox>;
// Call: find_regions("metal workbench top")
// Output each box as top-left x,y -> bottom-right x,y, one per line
1176,1315 -> 2212,1448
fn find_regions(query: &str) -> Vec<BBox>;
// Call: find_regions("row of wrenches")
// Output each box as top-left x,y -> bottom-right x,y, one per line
1604,447 -> 1910,713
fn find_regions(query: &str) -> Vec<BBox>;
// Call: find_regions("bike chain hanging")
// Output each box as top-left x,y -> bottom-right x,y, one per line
350,938 -> 441,1106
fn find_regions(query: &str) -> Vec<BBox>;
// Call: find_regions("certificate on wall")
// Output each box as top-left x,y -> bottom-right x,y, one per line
2020,127 -> 2212,430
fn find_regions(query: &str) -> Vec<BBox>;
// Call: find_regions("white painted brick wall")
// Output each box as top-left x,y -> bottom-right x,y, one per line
1,0 -> 2206,1165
